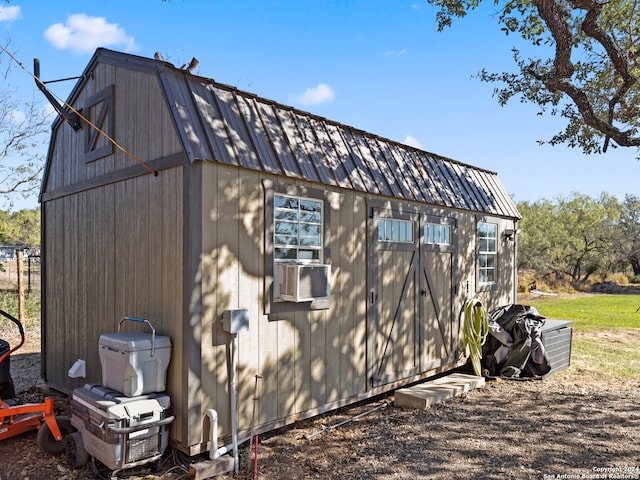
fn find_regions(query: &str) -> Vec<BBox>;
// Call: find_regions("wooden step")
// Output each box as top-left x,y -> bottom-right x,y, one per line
394,373 -> 485,409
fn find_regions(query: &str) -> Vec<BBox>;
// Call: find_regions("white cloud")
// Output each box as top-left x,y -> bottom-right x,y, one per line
40,104 -> 57,121
403,135 -> 423,149
384,49 -> 407,56
9,110 -> 27,124
44,14 -> 138,54
0,5 -> 21,22
295,83 -> 335,106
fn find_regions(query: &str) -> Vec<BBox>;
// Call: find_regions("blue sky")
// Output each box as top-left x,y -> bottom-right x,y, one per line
1,0 -> 637,210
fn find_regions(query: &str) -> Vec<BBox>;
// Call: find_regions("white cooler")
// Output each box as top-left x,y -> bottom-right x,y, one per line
70,383 -> 173,470
99,326 -> 171,397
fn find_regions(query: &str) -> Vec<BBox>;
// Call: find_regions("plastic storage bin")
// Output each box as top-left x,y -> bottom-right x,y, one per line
99,331 -> 171,396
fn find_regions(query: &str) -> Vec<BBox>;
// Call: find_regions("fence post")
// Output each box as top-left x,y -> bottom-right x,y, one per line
16,250 -> 25,322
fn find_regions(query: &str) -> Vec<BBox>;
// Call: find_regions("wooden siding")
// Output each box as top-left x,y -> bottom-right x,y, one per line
41,58 -> 187,431
191,162 -> 518,452
41,61 -> 184,196
42,168 -> 184,390
196,163 -> 372,449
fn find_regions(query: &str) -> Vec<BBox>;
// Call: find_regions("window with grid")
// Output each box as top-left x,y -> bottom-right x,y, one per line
377,219 -> 414,243
274,194 -> 323,262
478,222 -> 497,284
424,222 -> 451,245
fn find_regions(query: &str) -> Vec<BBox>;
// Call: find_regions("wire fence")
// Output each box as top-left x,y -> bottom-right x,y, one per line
0,248 -> 40,292
0,247 -> 41,324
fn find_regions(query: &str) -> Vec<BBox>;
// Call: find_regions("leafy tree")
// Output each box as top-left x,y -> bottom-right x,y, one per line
516,198 -> 558,273
619,194 -> 640,275
0,208 -> 40,247
517,193 -> 622,282
429,0 -> 640,157
0,39 -> 50,207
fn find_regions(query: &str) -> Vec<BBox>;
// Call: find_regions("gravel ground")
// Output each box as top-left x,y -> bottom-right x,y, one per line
1,326 -> 638,480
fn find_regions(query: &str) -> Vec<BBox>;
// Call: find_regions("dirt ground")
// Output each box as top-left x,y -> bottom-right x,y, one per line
1,326 -> 638,480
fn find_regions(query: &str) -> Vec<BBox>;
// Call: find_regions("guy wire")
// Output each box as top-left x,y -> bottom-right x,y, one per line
0,45 -> 158,176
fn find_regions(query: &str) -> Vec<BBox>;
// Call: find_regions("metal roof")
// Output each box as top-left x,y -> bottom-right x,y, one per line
97,49 -> 522,218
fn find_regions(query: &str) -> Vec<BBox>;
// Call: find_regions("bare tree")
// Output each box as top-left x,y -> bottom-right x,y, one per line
0,39 -> 51,207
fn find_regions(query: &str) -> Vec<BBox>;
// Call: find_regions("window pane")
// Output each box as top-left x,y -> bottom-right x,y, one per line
299,236 -> 321,247
399,221 -> 406,242
275,195 -> 298,209
275,234 -> 298,246
275,210 -> 298,221
300,224 -> 320,236
275,222 -> 297,236
300,211 -> 321,223
275,248 -> 297,260
300,199 -> 321,212
392,222 -> 400,241
298,249 -> 320,260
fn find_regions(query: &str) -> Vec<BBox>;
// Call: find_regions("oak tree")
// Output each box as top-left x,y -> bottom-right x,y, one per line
430,0 -> 640,157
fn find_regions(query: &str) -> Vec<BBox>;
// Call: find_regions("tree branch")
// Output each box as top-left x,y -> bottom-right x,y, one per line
531,0 -> 640,149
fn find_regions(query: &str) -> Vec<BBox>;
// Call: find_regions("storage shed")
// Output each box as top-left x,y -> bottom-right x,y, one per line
40,48 -> 521,455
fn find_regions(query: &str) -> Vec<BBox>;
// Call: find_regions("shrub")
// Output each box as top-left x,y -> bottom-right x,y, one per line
606,273 -> 629,285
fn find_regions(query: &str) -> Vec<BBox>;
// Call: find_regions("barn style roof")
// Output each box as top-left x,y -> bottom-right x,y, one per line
82,49 -> 521,218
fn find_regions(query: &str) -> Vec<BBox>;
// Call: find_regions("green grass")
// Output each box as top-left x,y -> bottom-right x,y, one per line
0,289 -> 41,328
572,337 -> 640,380
525,294 -> 640,383
527,294 -> 640,330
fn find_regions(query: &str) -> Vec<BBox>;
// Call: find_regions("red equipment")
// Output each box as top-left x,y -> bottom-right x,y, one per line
0,308 -> 67,453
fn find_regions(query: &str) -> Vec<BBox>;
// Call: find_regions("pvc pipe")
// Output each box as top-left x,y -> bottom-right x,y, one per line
207,333 -> 242,472
230,333 -> 239,474
215,436 -> 252,459
207,408 -> 252,462
206,409 -> 220,460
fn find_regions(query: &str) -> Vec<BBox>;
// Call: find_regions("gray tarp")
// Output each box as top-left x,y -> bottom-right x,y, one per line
482,304 -> 551,379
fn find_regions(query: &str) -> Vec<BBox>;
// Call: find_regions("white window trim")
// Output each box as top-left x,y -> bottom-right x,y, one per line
478,221 -> 497,285
274,193 -> 324,264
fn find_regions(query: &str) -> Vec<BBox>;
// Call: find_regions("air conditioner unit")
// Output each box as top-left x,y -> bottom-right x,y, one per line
274,263 -> 331,303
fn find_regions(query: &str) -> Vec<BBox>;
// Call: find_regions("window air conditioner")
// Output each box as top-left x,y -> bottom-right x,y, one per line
274,262 -> 331,302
